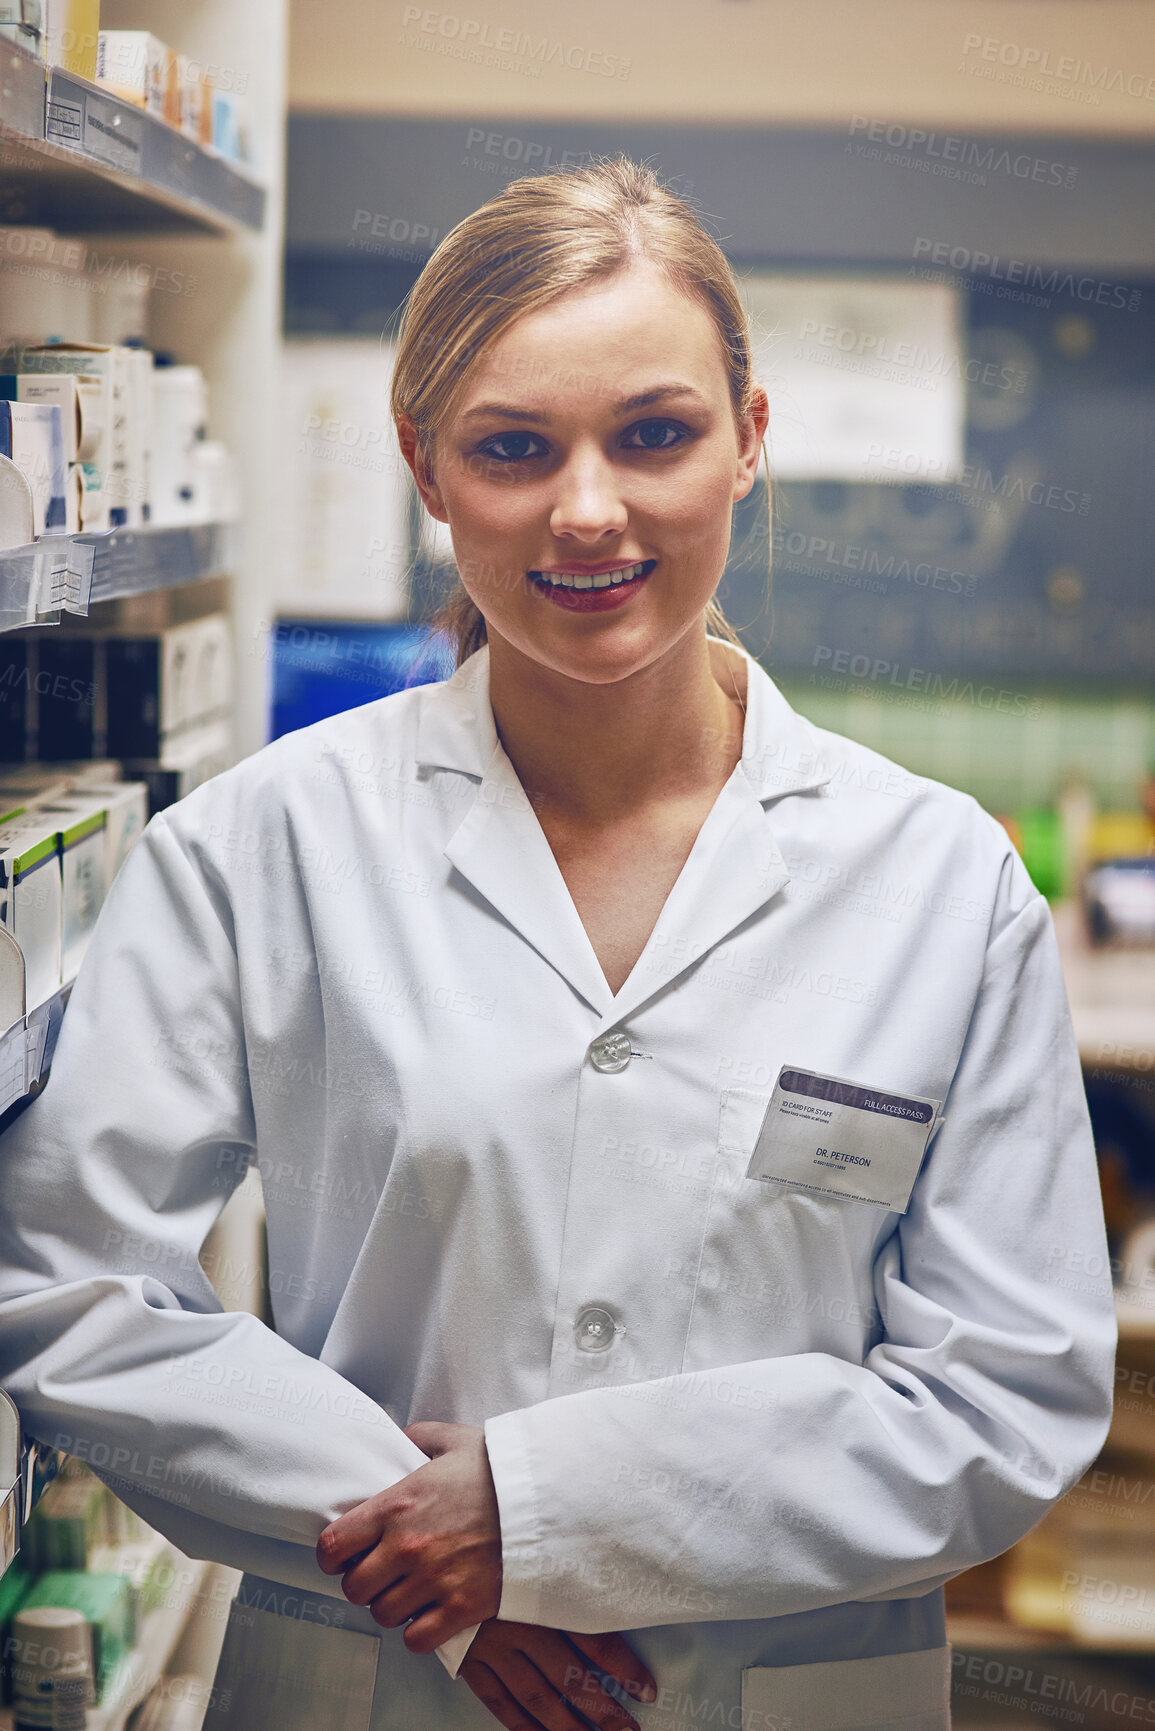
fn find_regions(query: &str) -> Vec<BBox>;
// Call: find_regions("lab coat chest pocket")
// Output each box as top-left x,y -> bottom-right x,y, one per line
682,1089 -> 893,1367
741,1644 -> 952,1730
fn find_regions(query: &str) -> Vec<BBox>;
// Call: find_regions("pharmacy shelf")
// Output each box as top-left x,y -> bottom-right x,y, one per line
0,43 -> 264,235
0,535 -> 93,631
85,521 -> 234,603
0,522 -> 233,629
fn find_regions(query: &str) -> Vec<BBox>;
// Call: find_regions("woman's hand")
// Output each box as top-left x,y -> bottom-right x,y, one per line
316,1420 -> 502,1652
460,1619 -> 658,1731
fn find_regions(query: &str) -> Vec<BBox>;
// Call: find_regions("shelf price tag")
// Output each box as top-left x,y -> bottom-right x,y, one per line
81,90 -> 143,177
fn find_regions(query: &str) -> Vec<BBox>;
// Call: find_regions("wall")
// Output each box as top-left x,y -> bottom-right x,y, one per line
289,0 -> 1155,137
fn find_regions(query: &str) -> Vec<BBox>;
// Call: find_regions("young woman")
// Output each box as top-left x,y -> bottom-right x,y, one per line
0,159 -> 1116,1731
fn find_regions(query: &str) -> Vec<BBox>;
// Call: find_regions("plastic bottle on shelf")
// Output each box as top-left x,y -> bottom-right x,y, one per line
10,1603 -> 93,1730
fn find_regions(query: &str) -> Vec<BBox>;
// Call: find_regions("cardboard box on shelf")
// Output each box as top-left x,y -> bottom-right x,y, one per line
178,53 -> 212,148
0,399 -> 66,536
35,636 -> 98,762
43,0 -> 99,81
122,719 -> 233,817
2,372 -> 108,533
210,88 -> 251,166
106,616 -> 232,759
0,638 -> 33,761
33,795 -> 106,980
0,451 -> 34,550
79,779 -> 146,882
0,812 -> 61,1010
15,342 -> 132,529
96,30 -> 179,128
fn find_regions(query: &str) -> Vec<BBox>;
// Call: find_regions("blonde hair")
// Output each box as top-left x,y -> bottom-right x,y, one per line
390,154 -> 768,668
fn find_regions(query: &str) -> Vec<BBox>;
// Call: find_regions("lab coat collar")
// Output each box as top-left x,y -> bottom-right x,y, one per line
413,638 -> 833,802
415,639 -> 833,1021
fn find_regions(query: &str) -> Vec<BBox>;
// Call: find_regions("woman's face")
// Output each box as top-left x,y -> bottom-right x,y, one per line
401,258 -> 768,686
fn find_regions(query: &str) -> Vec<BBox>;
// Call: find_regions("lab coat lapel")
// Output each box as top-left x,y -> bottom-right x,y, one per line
417,643 -> 832,1025
418,653 -> 614,1013
442,740 -> 615,1017
600,651 -> 835,1024
605,769 -> 791,1025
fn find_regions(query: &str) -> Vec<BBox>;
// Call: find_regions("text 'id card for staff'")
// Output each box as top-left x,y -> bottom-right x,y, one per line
746,1067 -> 943,1213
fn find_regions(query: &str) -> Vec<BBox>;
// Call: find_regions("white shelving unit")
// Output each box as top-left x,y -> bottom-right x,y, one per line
0,0 -> 287,1708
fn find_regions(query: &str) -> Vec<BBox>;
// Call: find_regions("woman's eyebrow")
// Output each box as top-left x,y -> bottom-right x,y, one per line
457,384 -> 708,425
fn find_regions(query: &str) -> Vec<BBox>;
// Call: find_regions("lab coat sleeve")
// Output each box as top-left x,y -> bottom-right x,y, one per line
482,860 -> 1117,1633
0,812 -> 478,1678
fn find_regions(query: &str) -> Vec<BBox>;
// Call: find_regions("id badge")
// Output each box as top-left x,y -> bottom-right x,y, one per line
746,1066 -> 942,1213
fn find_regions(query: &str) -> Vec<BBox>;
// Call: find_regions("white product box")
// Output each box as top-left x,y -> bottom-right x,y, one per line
0,453 -> 34,550
106,618 -> 232,758
0,814 -> 61,1009
75,461 -> 106,532
17,342 -> 132,528
4,373 -> 107,533
188,614 -> 234,727
151,366 -> 207,527
32,796 -> 106,980
74,780 -> 147,883
96,31 -> 179,126
10,373 -> 105,465
0,400 -> 66,536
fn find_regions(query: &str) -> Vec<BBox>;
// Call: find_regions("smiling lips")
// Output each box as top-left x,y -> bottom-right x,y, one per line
526,559 -> 655,613
529,560 -> 652,590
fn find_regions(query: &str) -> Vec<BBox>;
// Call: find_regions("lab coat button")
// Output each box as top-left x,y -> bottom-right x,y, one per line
589,1030 -> 631,1073
575,1306 -> 617,1351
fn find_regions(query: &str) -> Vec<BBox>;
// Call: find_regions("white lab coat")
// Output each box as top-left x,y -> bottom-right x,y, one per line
0,639 -> 1116,1731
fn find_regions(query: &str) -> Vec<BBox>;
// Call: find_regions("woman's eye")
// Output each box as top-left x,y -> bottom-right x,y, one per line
622,419 -> 686,451
478,432 -> 544,463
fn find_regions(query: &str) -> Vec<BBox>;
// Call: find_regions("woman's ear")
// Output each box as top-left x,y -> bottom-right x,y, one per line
396,413 -> 449,523
733,384 -> 770,504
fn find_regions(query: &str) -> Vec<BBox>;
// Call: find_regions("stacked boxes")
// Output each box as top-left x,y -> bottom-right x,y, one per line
13,342 -> 133,528
95,30 -> 179,127
1,372 -> 108,532
0,768 -> 146,1016
0,615 -> 234,766
1,346 -> 231,535
96,30 -> 251,165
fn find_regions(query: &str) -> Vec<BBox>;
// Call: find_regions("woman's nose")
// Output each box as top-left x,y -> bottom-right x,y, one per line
549,450 -> 629,542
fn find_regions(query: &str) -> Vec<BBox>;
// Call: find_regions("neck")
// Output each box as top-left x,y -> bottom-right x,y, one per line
485,627 -> 749,822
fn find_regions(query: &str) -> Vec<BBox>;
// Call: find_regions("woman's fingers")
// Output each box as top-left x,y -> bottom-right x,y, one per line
459,1658 -> 545,1731
459,1621 -> 651,1731
489,1648 -> 607,1731
563,1629 -> 658,1705
460,1649 -> 610,1731
316,1493 -> 389,1573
